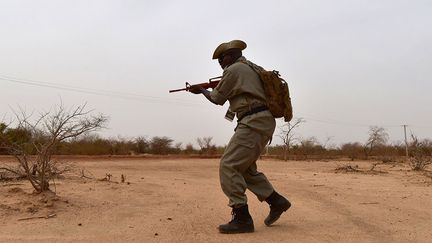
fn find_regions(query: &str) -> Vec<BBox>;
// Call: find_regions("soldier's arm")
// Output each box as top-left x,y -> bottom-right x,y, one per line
191,86 -> 219,105
190,69 -> 236,106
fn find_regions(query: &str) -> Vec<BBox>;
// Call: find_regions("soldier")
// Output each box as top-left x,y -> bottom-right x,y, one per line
189,40 -> 291,234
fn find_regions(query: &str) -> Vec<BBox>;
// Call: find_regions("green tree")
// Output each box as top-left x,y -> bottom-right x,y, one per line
149,136 -> 173,155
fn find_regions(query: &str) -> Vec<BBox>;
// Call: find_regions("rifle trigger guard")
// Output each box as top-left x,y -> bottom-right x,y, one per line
185,82 -> 191,90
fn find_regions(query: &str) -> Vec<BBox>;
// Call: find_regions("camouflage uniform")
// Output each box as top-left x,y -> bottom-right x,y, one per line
210,56 -> 275,207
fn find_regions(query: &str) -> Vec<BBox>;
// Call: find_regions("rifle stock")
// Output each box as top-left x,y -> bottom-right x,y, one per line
169,76 -> 222,93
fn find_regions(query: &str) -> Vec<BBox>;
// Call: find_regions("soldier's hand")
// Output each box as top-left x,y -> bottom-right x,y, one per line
188,85 -> 204,94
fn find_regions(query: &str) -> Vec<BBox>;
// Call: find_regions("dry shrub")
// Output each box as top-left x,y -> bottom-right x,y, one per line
1,103 -> 107,192
335,163 -> 387,174
381,156 -> 397,163
410,155 -> 431,171
335,164 -> 360,173
409,135 -> 432,171
0,165 -> 26,181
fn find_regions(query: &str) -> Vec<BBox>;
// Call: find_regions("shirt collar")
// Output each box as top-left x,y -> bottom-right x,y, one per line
223,56 -> 247,70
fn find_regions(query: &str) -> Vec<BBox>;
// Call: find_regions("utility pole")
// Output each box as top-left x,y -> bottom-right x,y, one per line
402,125 -> 409,159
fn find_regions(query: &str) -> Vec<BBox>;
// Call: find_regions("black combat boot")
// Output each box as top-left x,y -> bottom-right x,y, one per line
218,204 -> 254,234
264,191 -> 291,226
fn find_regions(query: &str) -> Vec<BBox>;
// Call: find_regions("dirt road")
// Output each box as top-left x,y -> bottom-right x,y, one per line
1,157 -> 431,242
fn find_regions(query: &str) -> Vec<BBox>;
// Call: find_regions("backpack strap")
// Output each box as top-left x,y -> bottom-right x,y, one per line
241,60 -> 265,74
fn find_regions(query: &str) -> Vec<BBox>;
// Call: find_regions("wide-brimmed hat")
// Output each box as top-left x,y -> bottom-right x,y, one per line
212,40 -> 247,59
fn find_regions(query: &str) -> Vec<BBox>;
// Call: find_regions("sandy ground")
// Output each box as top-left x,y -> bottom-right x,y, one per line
1,156 -> 431,243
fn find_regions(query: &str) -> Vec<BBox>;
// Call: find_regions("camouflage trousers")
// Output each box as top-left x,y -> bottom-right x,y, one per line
219,122 -> 275,207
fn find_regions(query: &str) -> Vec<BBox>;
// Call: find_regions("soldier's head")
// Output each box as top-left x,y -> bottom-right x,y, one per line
212,40 -> 246,69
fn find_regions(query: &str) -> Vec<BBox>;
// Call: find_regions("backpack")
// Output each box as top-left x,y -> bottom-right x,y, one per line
243,61 -> 293,122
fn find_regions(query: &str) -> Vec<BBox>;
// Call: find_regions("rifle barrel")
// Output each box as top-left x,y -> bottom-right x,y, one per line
169,88 -> 188,93
169,77 -> 221,93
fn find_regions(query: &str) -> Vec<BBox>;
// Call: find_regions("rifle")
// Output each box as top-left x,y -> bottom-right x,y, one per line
169,76 -> 222,93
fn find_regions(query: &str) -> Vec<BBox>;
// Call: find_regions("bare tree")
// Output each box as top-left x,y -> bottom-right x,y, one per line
364,126 -> 388,158
0,103 -> 108,192
196,137 -> 215,155
323,135 -> 335,150
278,118 -> 305,161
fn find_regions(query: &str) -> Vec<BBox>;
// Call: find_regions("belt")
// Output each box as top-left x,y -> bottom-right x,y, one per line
237,105 -> 269,122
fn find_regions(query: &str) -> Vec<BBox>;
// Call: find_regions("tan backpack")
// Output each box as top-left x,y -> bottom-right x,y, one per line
243,61 -> 293,122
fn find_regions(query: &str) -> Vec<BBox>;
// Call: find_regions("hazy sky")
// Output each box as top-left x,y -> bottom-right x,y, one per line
1,0 -> 431,147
